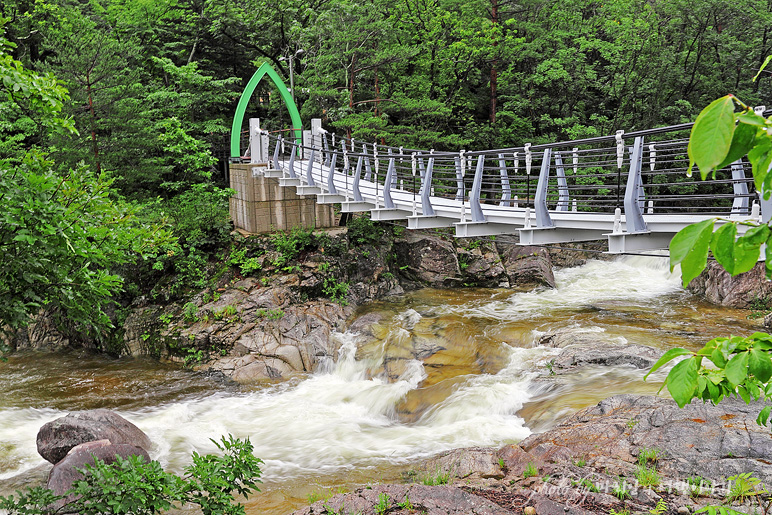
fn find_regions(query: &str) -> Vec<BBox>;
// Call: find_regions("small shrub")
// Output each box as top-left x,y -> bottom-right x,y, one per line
635,464 -> 660,487
374,492 -> 390,515
687,476 -> 712,497
397,494 -> 413,510
638,448 -> 660,466
182,302 -> 199,322
613,477 -> 631,500
725,472 -> 766,504
572,478 -> 598,492
523,462 -> 538,479
649,499 -> 667,514
272,226 -> 315,267
322,277 -> 349,305
573,455 -> 586,467
421,469 -> 451,486
346,214 -> 384,245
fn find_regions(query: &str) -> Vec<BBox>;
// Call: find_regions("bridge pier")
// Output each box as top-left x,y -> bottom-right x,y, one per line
229,163 -> 336,234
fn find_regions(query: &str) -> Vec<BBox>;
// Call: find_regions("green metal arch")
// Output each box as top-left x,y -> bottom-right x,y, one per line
230,62 -> 302,158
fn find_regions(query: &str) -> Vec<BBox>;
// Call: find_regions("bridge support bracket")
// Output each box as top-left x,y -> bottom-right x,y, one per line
262,169 -> 284,178
279,177 -> 302,187
519,227 -> 607,245
371,208 -> 411,221
455,221 -> 519,238
296,185 -> 323,195
605,231 -> 676,254
341,201 -> 376,213
407,215 -> 457,230
316,194 -> 347,204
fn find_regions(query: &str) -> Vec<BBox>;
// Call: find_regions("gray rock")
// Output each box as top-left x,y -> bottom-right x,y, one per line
539,329 -> 662,372
47,440 -> 150,507
291,484 -> 515,515
520,394 -> 772,485
37,409 -> 151,465
394,233 -> 461,287
497,244 -> 556,289
689,260 -> 772,309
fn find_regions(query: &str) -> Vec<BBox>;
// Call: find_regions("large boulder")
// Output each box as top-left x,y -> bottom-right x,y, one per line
47,440 -> 151,505
37,409 -> 152,465
394,233 -> 461,287
688,260 -> 772,309
538,328 -> 662,372
497,244 -> 555,289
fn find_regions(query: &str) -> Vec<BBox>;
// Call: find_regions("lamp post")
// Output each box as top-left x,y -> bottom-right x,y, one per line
279,48 -> 304,104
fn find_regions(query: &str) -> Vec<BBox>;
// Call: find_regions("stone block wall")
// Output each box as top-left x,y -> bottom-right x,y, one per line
229,163 -> 336,234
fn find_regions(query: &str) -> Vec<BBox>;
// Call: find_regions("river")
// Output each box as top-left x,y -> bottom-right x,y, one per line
0,256 -> 760,513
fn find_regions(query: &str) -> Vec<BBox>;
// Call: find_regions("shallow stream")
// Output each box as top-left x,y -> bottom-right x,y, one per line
0,256 -> 760,514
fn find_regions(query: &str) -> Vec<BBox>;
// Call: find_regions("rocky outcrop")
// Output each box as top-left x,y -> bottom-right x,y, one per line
37,409 -> 152,465
394,232 -> 463,288
292,395 -> 772,515
689,260 -> 772,309
498,244 -> 556,289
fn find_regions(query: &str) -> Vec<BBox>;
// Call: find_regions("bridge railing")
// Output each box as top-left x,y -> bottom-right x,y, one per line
253,108 -> 768,250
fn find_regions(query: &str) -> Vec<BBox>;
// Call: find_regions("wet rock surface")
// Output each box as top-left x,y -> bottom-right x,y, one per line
537,328 -> 663,373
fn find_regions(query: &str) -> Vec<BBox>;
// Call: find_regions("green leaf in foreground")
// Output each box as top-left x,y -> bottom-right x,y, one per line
669,218 -> 714,286
644,347 -> 693,380
667,358 -> 699,408
687,95 -> 736,179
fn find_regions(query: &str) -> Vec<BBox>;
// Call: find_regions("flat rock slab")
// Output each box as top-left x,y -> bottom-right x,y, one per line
292,484 -> 516,515
37,409 -> 151,465
521,394 -> 772,484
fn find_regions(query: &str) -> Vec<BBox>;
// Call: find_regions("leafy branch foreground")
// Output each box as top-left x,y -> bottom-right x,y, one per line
0,435 -> 262,515
646,89 -> 772,414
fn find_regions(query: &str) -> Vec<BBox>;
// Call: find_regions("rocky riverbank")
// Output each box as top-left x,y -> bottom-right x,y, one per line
294,394 -> 772,515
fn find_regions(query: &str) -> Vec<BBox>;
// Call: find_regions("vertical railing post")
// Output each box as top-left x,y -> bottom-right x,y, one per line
352,155 -> 364,202
383,157 -> 396,209
363,144 -> 373,182
455,151 -> 465,201
310,118 -> 323,163
554,152 -> 569,212
287,142 -> 297,178
731,161 -> 750,216
322,133 -> 331,167
326,151 -> 338,194
534,148 -> 554,228
623,137 -> 647,233
498,153 -> 511,207
305,149 -> 317,187
420,153 -> 436,216
470,155 -> 486,223
272,134 -> 282,170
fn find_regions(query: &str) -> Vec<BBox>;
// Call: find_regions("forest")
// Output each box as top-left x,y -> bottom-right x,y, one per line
1,0 -> 771,343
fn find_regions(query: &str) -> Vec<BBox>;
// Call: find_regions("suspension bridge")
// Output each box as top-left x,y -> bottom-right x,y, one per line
227,65 -> 769,254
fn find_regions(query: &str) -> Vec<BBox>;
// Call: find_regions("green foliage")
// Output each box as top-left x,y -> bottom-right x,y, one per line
0,152 -> 173,336
0,435 -> 262,515
322,277 -> 349,305
646,333 -> 772,409
612,478 -> 631,500
696,506 -> 752,515
634,464 -> 660,487
256,308 -> 284,320
523,462 -> 538,479
572,478 -> 599,492
346,214 -> 385,246
649,500 -> 667,515
725,472 -> 767,504
421,469 -> 451,486
637,448 -> 660,465
374,492 -> 390,515
573,455 -> 586,467
397,494 -> 413,510
182,302 -> 199,323
671,95 -> 772,286
687,476 -> 712,497
271,227 -> 315,267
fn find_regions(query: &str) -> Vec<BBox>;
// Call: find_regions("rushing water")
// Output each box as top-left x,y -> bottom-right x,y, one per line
0,256 -> 760,513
